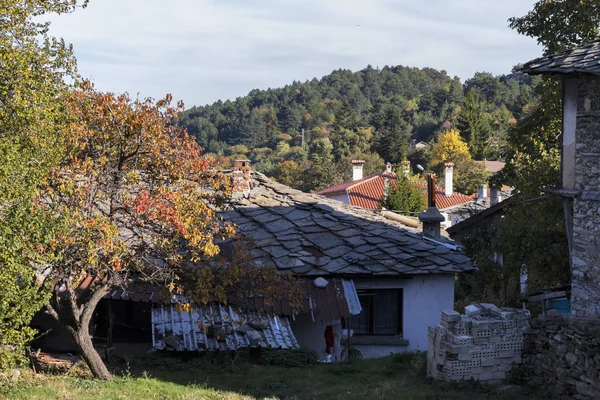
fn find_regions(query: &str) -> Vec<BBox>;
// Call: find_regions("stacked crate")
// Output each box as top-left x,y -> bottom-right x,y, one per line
427,303 -> 530,383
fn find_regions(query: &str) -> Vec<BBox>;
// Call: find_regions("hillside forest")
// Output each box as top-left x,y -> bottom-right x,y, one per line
179,65 -> 540,193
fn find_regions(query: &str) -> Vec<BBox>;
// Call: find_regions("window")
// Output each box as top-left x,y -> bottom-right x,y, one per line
349,289 -> 403,336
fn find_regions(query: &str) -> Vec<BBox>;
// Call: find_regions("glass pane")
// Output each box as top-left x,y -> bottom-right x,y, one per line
373,290 -> 399,335
350,295 -> 371,334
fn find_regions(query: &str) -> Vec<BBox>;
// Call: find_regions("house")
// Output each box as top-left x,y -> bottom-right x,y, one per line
32,162 -> 474,360
220,163 -> 473,358
415,141 -> 429,150
317,160 -> 477,228
520,42 -> 600,317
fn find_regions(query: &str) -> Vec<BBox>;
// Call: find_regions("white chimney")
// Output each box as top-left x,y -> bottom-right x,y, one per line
444,163 -> 454,197
490,186 -> 501,206
352,160 -> 365,181
477,184 -> 488,201
386,162 -> 393,174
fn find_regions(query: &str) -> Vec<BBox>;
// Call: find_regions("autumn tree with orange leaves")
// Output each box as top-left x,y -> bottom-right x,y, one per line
37,83 -> 241,380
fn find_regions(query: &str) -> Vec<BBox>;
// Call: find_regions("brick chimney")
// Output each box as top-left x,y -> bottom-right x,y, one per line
352,160 -> 365,181
419,173 -> 445,239
232,159 -> 251,194
444,163 -> 454,197
400,160 -> 410,176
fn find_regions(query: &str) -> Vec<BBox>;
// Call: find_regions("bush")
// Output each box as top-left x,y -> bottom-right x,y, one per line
258,348 -> 318,368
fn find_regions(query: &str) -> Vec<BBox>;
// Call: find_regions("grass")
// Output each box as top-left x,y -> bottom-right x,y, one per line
1,352 -> 544,400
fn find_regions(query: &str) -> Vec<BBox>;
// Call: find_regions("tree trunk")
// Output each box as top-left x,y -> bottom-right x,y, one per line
73,327 -> 113,381
46,283 -> 113,380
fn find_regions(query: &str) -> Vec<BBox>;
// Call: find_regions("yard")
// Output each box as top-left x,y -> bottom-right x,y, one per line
2,352 -> 543,400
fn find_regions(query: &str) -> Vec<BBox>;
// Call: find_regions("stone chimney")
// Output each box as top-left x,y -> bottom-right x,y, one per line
232,159 -> 251,194
400,160 -> 410,176
352,160 -> 365,181
444,163 -> 454,196
490,186 -> 501,206
419,173 -> 445,239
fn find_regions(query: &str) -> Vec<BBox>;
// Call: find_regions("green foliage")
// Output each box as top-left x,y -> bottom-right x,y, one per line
179,65 -> 536,192
258,348 -> 319,367
457,89 -> 493,159
381,175 -> 427,215
0,0 -> 84,370
429,129 -> 490,194
508,0 -> 600,54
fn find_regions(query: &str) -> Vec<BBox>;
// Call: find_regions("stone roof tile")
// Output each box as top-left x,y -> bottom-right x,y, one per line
220,172 -> 474,276
521,41 -> 600,75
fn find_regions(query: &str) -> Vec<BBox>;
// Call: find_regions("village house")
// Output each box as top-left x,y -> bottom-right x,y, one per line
520,42 -> 600,317
32,161 -> 474,361
317,160 -> 503,228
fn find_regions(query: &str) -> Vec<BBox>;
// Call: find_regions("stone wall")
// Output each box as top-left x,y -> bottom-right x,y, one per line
521,316 -> 600,399
571,75 -> 600,316
427,304 -> 530,383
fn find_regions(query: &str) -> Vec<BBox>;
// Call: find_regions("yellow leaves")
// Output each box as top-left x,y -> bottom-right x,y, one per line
430,128 -> 471,166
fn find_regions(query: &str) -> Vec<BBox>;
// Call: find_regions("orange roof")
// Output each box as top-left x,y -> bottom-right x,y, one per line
318,173 -> 475,211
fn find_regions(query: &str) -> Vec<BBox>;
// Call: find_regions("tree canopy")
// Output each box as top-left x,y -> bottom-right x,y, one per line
179,65 -> 537,193
0,0 -> 85,370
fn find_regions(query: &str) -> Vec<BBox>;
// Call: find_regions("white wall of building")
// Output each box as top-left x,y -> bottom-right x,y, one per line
290,312 -> 343,361
353,275 -> 455,357
289,275 -> 455,359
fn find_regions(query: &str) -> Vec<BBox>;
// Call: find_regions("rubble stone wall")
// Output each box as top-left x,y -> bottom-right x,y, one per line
521,316 -> 600,399
427,303 -> 530,383
572,75 -> 600,317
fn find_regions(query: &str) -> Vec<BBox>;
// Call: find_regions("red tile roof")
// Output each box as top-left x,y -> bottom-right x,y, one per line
318,173 -> 475,211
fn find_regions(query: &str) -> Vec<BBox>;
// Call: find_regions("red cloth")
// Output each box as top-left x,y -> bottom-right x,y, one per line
324,325 -> 335,354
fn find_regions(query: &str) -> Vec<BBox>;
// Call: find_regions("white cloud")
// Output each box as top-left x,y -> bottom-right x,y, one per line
46,0 -> 541,106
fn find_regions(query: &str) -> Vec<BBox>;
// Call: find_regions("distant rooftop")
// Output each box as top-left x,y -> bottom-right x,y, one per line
476,160 -> 505,174
520,42 -> 600,75
317,172 -> 475,211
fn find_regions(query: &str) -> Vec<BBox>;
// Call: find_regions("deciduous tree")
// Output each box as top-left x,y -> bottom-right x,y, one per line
0,0 -> 84,369
39,85 -> 237,380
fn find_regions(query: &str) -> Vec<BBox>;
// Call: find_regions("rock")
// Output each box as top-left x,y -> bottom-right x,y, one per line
566,352 -> 578,366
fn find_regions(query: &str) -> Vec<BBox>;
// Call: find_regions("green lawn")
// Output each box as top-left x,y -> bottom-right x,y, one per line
2,352 -> 543,400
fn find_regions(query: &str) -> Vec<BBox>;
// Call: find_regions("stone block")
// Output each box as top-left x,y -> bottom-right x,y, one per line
480,357 -> 495,367
491,371 -> 506,380
465,304 -> 482,317
442,310 -> 462,323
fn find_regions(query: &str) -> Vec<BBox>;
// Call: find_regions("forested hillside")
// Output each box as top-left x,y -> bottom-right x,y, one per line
179,65 -> 540,192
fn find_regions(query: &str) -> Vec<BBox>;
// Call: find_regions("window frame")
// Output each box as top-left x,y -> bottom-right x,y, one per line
350,288 -> 403,337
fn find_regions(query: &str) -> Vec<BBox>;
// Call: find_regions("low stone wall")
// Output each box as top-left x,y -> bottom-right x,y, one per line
521,316 -> 600,399
427,303 -> 530,383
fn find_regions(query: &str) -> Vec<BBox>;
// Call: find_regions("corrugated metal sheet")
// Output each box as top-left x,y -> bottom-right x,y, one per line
151,304 -> 299,351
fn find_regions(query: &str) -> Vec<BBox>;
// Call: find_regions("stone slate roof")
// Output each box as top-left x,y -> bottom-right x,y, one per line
521,42 -> 600,75
219,172 -> 474,277
317,172 -> 475,211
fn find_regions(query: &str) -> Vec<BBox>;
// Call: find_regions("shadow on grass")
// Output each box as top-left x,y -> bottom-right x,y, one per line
107,351 -> 544,400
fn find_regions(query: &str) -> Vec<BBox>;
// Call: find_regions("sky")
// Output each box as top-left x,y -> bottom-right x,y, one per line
46,0 -> 541,108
